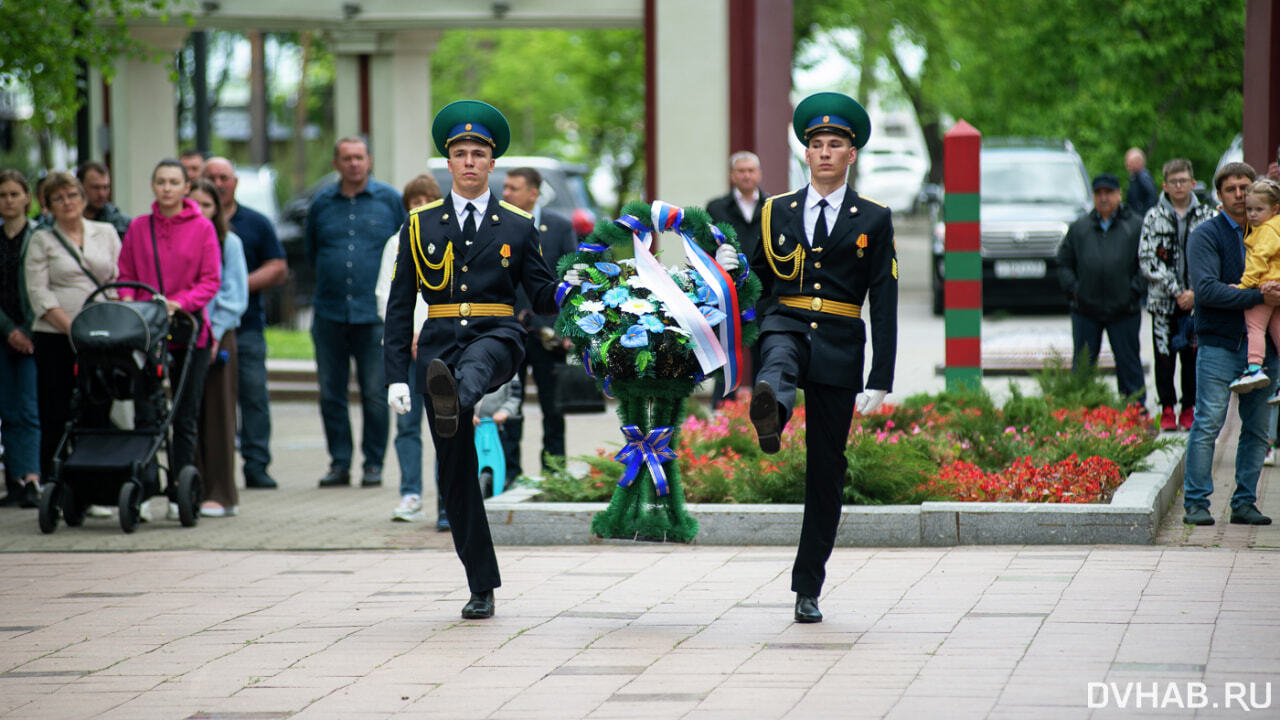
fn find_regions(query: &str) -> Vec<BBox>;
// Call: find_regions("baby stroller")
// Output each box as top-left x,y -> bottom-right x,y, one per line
38,282 -> 202,534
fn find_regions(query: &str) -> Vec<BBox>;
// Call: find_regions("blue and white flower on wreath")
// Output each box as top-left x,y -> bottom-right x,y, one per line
602,287 -> 631,308
620,324 -> 649,348
578,299 -> 606,314
639,314 -> 665,333
699,305 -> 727,327
621,297 -> 655,315
626,275 -> 647,289
577,312 -> 606,335
594,262 -> 622,277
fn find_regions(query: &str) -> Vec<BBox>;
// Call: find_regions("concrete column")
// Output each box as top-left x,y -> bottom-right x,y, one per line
369,30 -> 439,189
652,0 -> 729,207
109,26 -> 187,216
330,30 -> 437,190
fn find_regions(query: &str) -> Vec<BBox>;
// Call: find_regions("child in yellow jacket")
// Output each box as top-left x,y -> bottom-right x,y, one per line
1232,178 -> 1280,401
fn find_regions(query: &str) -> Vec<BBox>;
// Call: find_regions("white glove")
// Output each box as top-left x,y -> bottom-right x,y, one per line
387,382 -> 412,415
564,269 -> 583,286
855,389 -> 887,415
715,242 -> 739,271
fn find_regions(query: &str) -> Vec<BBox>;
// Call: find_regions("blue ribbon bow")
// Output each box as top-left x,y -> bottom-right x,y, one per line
614,425 -> 678,497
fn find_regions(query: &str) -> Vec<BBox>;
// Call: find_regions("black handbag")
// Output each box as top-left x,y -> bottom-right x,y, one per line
552,362 -> 606,414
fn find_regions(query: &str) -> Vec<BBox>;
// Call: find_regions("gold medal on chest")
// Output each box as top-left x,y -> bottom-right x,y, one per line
857,248 -> 864,258
501,258 -> 509,268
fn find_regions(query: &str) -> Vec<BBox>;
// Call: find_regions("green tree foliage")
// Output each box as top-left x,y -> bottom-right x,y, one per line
430,28 -> 645,215
937,0 -> 1244,181
0,1 -> 182,135
795,0 -> 1244,184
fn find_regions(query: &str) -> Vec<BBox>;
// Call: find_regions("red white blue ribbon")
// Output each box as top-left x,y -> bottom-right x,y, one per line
614,424 -> 677,496
615,211 -> 726,375
663,204 -> 744,397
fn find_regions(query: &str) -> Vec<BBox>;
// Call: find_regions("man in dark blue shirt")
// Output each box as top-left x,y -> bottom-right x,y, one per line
1125,148 -> 1159,216
205,157 -> 288,490
305,137 -> 403,488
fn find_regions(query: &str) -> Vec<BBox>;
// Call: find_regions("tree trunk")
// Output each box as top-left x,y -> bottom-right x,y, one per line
248,31 -> 269,165
293,31 -> 312,191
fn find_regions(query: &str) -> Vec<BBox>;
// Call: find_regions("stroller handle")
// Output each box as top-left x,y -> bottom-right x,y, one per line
86,281 -> 166,304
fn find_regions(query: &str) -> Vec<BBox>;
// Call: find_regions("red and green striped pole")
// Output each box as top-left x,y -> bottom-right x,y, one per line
943,120 -> 982,391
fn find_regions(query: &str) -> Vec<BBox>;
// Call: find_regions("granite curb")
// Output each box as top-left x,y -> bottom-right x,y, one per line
486,436 -> 1186,546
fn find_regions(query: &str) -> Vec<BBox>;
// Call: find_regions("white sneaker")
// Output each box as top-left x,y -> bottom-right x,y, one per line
166,501 -> 180,521
1230,368 -> 1271,393
86,504 -> 113,519
1266,448 -> 1277,467
137,499 -> 151,523
392,494 -> 424,522
200,503 -> 238,517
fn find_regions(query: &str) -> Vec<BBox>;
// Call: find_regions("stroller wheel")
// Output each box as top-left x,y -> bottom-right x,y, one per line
176,466 -> 200,528
38,483 -> 61,534
479,469 -> 494,499
62,484 -> 86,527
118,482 -> 141,534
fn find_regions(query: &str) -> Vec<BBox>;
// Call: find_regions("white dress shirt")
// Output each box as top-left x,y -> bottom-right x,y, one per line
733,187 -> 759,223
802,184 -> 846,246
451,189 -> 491,234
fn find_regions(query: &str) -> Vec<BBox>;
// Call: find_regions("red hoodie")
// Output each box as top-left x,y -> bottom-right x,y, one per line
118,197 -> 222,348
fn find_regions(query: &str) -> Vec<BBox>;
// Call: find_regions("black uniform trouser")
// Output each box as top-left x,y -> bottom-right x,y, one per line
757,331 -> 857,598
425,336 -> 514,593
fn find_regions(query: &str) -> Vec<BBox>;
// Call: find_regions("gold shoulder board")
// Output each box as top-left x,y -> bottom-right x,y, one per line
410,198 -> 445,215
498,200 -> 532,219
860,195 -> 888,209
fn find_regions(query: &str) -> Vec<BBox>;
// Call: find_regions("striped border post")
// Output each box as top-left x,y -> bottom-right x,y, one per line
943,120 -> 982,391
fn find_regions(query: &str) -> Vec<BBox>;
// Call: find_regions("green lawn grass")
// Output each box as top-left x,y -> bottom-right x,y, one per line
264,327 -> 314,360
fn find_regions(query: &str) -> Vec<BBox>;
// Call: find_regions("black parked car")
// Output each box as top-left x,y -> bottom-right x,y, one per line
930,138 -> 1092,315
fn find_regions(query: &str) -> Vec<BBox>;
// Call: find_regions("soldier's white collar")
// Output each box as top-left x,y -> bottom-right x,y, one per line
451,190 -> 491,232
805,184 -> 846,211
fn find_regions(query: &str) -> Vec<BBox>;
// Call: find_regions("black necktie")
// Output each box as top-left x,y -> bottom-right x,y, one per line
463,202 -> 477,242
813,198 -> 829,246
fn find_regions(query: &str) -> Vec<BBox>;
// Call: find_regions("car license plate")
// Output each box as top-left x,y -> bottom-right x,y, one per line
994,260 -> 1046,279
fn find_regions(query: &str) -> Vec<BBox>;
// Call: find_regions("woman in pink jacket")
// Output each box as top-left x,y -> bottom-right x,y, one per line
117,159 -> 222,513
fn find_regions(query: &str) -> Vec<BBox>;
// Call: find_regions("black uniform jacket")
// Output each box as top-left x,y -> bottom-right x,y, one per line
384,193 -> 560,389
706,190 -> 765,261
514,208 -> 577,328
748,184 -> 898,393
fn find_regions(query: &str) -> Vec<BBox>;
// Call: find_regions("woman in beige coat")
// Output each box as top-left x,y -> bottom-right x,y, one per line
24,171 -> 121,482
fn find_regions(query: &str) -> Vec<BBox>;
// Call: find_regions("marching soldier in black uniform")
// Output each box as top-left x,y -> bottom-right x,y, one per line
385,100 -> 563,619
745,92 -> 899,624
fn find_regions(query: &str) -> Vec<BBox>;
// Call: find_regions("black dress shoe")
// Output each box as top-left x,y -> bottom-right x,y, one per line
426,359 -> 460,439
461,590 -> 494,619
361,467 -> 383,487
1183,506 -> 1215,526
794,594 -> 823,623
245,472 -> 278,489
1230,504 -> 1272,525
436,508 -> 450,532
750,381 -> 782,455
317,467 -> 351,488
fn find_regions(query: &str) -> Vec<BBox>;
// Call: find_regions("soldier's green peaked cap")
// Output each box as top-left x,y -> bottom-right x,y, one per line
792,92 -> 870,148
432,100 -> 511,158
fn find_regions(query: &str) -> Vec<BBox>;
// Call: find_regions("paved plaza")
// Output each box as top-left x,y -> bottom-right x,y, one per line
3,229 -> 1279,717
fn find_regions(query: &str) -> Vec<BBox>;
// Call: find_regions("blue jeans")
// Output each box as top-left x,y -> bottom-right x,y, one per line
236,328 -> 272,478
311,317 -> 388,471
394,372 -> 424,496
1071,312 -> 1146,404
0,348 -> 41,478
1184,343 -> 1277,512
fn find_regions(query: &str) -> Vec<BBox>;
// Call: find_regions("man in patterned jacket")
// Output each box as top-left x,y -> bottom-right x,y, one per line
1138,158 -> 1216,431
